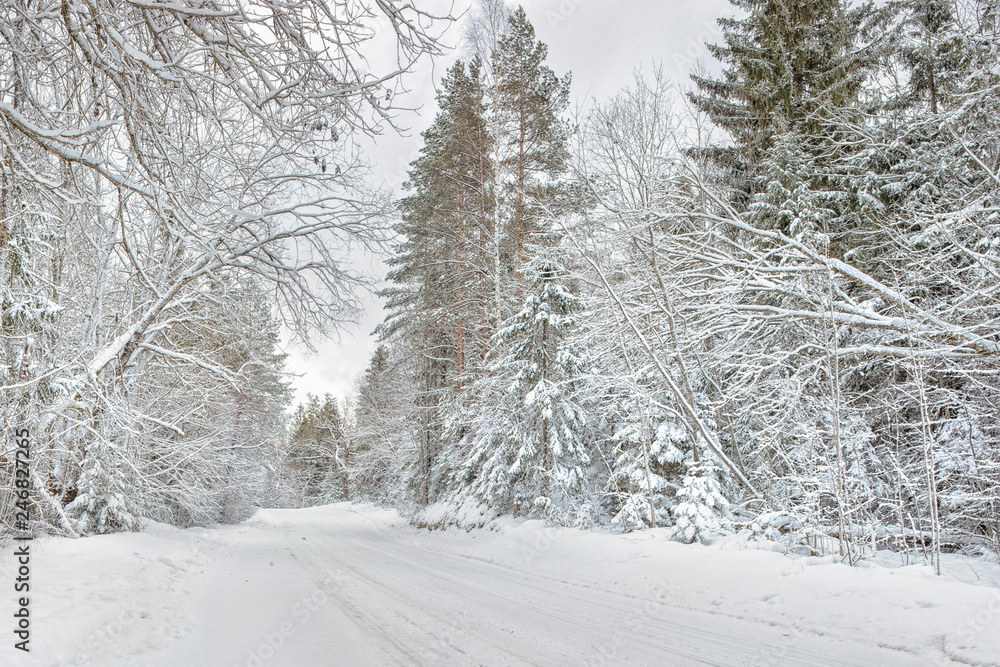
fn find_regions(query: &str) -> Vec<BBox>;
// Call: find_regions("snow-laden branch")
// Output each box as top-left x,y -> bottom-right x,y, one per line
567,233 -> 763,500
679,168 -> 1000,357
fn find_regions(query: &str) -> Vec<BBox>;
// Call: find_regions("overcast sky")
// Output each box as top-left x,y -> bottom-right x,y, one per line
283,0 -> 736,406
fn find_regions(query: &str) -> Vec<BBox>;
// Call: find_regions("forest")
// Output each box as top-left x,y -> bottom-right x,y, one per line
3,0 -> 1000,573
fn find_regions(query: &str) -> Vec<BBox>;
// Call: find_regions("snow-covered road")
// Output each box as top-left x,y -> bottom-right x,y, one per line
2,504 -> 998,666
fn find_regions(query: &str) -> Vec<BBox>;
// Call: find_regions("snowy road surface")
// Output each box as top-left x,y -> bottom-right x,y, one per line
2,504 -> 999,666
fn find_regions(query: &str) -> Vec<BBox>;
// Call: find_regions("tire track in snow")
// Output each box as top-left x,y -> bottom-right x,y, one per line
263,508 -> 929,667
280,513 -> 549,666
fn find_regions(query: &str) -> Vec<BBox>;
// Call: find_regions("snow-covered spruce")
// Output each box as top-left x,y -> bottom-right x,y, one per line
460,253 -> 591,524
671,463 -> 731,544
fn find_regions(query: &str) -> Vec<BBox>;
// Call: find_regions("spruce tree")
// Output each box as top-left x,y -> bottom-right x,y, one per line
748,129 -> 837,243
671,463 -> 731,544
461,253 -> 590,522
689,0 -> 866,200
68,439 -> 144,535
606,402 -> 688,532
899,0 -> 967,114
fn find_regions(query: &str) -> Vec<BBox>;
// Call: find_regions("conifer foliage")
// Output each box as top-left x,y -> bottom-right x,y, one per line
286,394 -> 351,505
8,0 -> 996,569
492,8 -> 573,277
352,0 -> 1000,566
460,254 -> 590,522
374,4 -> 580,516
689,0 -> 866,197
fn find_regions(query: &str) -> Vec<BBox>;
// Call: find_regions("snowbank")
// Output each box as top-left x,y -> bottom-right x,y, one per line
413,516 -> 1000,666
1,504 -> 998,666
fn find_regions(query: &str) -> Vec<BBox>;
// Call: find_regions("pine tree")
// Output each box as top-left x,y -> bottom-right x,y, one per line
491,6 -> 573,284
381,59 -> 495,504
376,6 -> 576,511
385,58 -> 493,366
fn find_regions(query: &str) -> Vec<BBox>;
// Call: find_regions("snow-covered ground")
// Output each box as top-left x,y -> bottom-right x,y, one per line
1,504 -> 999,666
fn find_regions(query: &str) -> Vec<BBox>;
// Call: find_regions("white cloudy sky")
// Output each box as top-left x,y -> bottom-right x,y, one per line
283,0 -> 735,405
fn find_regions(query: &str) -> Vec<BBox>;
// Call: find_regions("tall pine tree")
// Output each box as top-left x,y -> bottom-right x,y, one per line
381,59 -> 494,504
491,6 -> 573,290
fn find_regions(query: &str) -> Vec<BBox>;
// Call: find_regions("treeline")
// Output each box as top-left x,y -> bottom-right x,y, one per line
329,0 -> 1000,565
0,1 -> 446,536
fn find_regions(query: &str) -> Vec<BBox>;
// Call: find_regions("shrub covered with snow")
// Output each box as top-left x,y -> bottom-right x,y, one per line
671,463 -> 731,544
